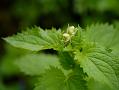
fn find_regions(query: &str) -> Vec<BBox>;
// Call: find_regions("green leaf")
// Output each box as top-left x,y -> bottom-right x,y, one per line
0,44 -> 29,75
88,78 -> 111,90
4,27 -> 64,51
34,67 -> 65,90
58,52 -> 76,70
35,66 -> 87,90
84,23 -> 119,54
15,54 -> 61,75
75,46 -> 119,90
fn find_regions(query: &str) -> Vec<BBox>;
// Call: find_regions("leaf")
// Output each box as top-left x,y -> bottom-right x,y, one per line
74,46 -> 119,90
84,23 -> 119,54
15,54 -> 61,75
4,27 -> 64,51
58,52 -> 76,70
34,67 -> 65,90
88,78 -> 111,90
35,66 -> 87,90
0,44 -> 29,75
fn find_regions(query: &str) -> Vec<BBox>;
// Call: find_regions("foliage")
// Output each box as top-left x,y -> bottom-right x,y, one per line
0,44 -> 32,90
74,0 -> 119,13
4,24 -> 119,90
10,0 -> 119,28
4,27 -> 63,51
0,44 -> 30,75
15,54 -> 61,75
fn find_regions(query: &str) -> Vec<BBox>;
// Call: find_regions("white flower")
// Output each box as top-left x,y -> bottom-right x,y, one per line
63,26 -> 77,42
67,26 -> 77,35
63,33 -> 71,42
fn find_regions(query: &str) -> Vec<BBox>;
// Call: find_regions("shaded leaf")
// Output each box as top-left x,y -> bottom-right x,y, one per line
15,54 -> 61,75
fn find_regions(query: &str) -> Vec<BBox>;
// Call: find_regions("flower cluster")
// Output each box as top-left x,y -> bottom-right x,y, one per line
63,26 -> 77,42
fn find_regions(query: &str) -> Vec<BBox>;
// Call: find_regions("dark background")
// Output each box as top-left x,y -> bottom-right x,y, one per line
0,0 -> 119,90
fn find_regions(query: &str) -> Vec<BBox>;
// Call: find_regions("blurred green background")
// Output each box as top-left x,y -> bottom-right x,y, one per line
1,0 -> 119,90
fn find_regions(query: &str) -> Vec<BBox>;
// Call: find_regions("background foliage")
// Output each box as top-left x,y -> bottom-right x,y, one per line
1,0 -> 119,90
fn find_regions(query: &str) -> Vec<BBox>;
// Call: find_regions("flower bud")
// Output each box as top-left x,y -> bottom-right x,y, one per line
63,33 -> 71,42
67,26 -> 75,35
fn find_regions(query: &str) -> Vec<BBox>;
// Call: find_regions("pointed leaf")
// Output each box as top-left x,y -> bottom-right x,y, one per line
4,27 -> 64,51
75,46 -> 119,90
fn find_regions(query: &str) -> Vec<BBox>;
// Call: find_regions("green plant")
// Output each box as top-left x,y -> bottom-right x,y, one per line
4,23 -> 119,90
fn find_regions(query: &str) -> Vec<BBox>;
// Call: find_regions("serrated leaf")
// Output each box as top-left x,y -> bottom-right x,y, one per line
75,46 -> 119,90
4,27 -> 64,51
35,66 -> 87,90
34,67 -> 66,90
15,54 -> 61,75
84,23 -> 119,54
58,52 -> 76,70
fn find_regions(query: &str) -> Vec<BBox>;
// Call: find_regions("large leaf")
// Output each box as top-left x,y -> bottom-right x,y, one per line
4,27 -> 64,51
15,54 -> 61,75
75,46 -> 119,90
35,66 -> 87,90
84,23 -> 119,54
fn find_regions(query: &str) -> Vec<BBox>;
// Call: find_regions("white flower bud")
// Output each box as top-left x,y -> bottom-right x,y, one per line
63,33 -> 71,42
63,33 -> 70,37
67,26 -> 76,35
